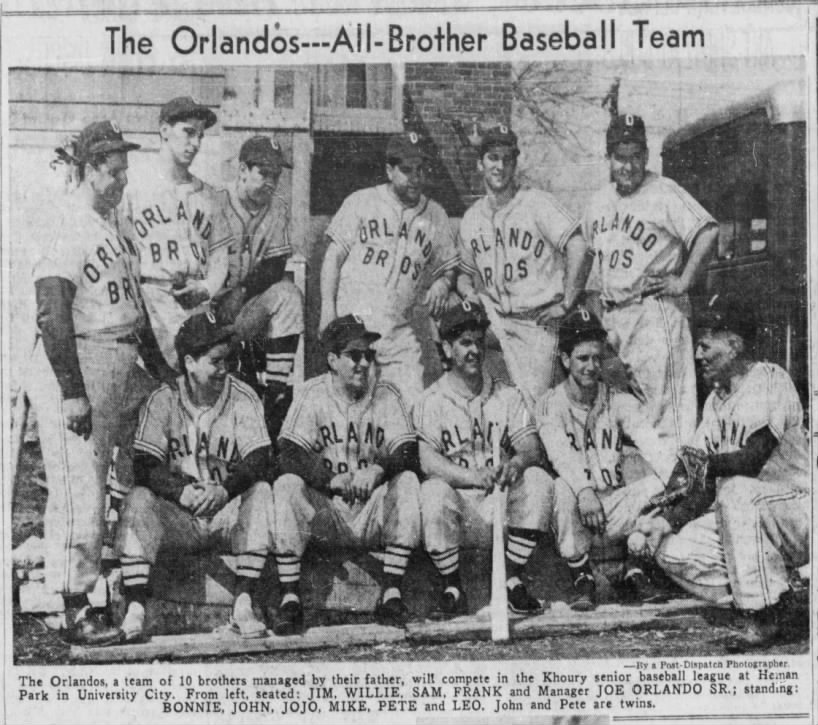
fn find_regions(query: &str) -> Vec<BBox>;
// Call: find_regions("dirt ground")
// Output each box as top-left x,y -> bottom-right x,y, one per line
12,442 -> 810,665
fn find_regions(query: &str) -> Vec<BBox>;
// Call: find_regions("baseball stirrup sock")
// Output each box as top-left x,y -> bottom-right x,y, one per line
236,551 -> 267,579
429,546 -> 459,577
383,545 -> 412,578
275,554 -> 301,585
258,335 -> 299,387
120,557 -> 151,589
506,528 -> 540,576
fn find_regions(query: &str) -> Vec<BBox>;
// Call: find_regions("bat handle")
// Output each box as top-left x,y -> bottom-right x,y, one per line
490,485 -> 509,641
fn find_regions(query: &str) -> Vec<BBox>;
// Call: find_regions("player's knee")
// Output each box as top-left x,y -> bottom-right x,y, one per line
388,471 -> 421,502
244,480 -> 273,502
121,485 -> 160,520
272,473 -> 307,503
520,466 -> 556,506
716,476 -> 756,510
419,477 -> 456,517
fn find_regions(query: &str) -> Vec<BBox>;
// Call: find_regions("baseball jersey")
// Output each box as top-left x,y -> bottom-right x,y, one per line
32,200 -> 144,337
216,184 -> 291,290
414,372 -> 534,469
458,188 -> 580,316
121,172 -> 232,283
582,172 -> 715,305
537,381 -> 675,495
279,373 -> 414,475
694,362 -> 809,490
134,374 -> 270,486
327,184 -> 458,332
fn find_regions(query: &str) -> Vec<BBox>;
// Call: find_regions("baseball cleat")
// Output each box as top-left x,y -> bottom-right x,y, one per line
507,582 -> 544,615
374,595 -> 409,628
61,606 -> 122,647
569,573 -> 597,612
620,571 -> 670,605
430,587 -> 469,620
270,599 -> 305,637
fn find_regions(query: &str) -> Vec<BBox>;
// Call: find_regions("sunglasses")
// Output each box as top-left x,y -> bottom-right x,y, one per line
341,349 -> 376,364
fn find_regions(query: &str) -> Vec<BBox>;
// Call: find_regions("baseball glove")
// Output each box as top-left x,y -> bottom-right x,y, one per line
645,446 -> 709,513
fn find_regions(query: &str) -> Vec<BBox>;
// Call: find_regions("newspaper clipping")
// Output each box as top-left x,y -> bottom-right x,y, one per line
3,1 -> 815,724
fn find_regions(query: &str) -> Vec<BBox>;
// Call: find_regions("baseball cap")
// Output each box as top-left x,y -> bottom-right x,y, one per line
479,124 -> 519,157
71,120 -> 141,162
386,132 -> 431,164
159,96 -> 217,129
697,294 -> 757,342
175,311 -> 234,366
439,299 -> 490,340
558,307 -> 607,354
239,135 -> 293,170
606,113 -> 647,153
322,315 -> 381,353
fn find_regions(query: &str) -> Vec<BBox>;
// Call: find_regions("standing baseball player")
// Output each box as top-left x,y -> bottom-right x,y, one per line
632,295 -> 810,650
211,136 -> 304,442
582,113 -> 718,447
113,312 -> 275,643
319,132 -> 458,404
121,96 -> 232,369
270,315 -> 421,634
457,125 -> 590,410
28,120 -> 158,645
415,300 -> 552,617
536,308 -> 675,610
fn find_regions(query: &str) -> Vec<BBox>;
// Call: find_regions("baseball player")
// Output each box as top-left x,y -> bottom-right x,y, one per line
28,120 -> 159,645
415,299 -> 552,617
270,315 -> 421,634
113,312 -> 276,643
121,96 -> 232,369
632,295 -> 810,650
456,125 -> 590,410
536,308 -> 675,610
211,136 -> 304,443
581,114 -> 718,448
319,132 -> 458,404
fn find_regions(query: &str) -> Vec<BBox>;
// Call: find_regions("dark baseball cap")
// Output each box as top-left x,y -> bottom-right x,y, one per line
175,311 -> 234,366
479,124 -> 519,157
322,315 -> 381,353
697,294 -> 757,342
606,113 -> 647,153
559,307 -> 607,354
239,135 -> 293,170
439,299 -> 490,340
386,132 -> 431,164
159,96 -> 217,129
70,120 -> 141,162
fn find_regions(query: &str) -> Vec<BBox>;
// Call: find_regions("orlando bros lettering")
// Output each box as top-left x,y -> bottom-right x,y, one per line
131,200 -> 212,267
564,421 -> 624,487
312,420 -> 386,474
166,429 -> 240,484
81,229 -> 140,308
587,210 -> 658,271
468,225 -> 550,288
701,419 -> 748,455
357,215 -> 433,282
440,419 -> 511,469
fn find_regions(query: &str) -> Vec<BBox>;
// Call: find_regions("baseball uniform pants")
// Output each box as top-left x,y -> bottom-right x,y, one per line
28,337 -> 157,595
655,476 -> 810,610
232,279 -> 305,342
272,471 -> 422,555
141,281 -> 210,369
116,481 -> 276,581
372,325 -> 425,407
552,474 -> 664,561
420,467 -> 553,552
602,295 -> 696,448
482,300 -> 561,412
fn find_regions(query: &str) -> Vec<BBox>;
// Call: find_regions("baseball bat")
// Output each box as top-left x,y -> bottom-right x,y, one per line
490,426 -> 509,642
11,391 -> 30,501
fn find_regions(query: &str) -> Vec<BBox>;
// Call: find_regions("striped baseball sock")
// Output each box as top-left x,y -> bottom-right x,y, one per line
120,556 -> 151,590
429,546 -> 459,579
383,544 -> 413,590
259,335 -> 299,388
236,551 -> 267,580
505,527 -> 542,579
567,553 -> 594,582
275,553 -> 301,604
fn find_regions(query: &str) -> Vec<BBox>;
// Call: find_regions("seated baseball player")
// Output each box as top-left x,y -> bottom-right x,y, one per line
113,312 -> 276,643
415,300 -> 552,617
536,307 -> 676,610
270,315 -> 421,634
630,295 -> 809,651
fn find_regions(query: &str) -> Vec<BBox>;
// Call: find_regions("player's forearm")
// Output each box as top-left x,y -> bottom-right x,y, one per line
35,276 -> 86,399
222,446 -> 273,499
377,440 -> 420,479
512,433 -> 546,471
278,438 -> 334,493
319,240 -> 346,325
707,426 -> 777,479
678,224 -> 717,291
137,310 -> 176,381
133,453 -> 194,503
562,231 -> 592,308
419,443 -> 475,489
203,245 -> 229,298
242,256 -> 287,300
455,270 -> 478,301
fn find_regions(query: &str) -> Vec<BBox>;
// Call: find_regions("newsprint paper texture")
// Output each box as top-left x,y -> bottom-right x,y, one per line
1,1 -> 815,724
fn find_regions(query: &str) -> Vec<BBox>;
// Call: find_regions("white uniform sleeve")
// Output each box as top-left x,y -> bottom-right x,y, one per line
429,208 -> 459,279
233,381 -> 272,458
537,191 -> 581,252
32,212 -> 85,285
765,365 -> 803,440
456,222 -> 480,277
208,191 -> 235,255
377,384 -> 416,453
325,191 -> 363,254
613,391 -> 675,482
506,387 -> 537,449
536,390 -> 590,495
261,196 -> 292,260
278,381 -> 318,452
659,177 -> 716,250
413,393 -> 443,452
133,385 -> 172,462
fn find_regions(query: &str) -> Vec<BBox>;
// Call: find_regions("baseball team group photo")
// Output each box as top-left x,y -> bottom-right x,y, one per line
7,55 -> 809,664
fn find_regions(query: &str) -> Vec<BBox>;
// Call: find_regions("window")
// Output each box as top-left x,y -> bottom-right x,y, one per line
313,64 -> 402,133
